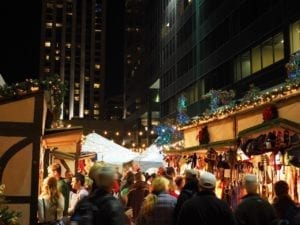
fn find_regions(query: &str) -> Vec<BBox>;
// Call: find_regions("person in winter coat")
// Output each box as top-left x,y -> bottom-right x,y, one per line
88,163 -> 126,225
136,176 -> 177,225
273,180 -> 300,225
235,174 -> 278,225
176,171 -> 237,225
173,169 -> 199,224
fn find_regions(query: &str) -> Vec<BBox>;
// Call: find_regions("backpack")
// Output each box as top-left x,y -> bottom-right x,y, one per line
70,194 -> 115,225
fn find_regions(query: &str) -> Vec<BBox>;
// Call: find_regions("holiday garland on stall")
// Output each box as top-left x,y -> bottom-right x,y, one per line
0,74 -> 67,122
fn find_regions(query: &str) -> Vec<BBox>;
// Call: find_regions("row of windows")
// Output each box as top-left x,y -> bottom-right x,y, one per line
177,13 -> 195,48
199,0 -> 225,26
161,19 -> 300,117
177,47 -> 196,77
161,66 -> 175,88
162,37 -> 175,63
234,33 -> 284,81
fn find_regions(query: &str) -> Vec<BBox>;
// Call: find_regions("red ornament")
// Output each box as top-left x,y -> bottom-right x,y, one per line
262,105 -> 278,122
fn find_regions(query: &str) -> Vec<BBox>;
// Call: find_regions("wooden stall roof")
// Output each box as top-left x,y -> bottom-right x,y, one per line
164,139 -> 237,154
238,118 -> 300,138
42,126 -> 83,153
51,150 -> 96,160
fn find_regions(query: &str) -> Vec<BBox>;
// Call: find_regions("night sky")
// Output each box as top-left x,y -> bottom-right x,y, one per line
0,2 -> 42,84
0,1 -> 123,98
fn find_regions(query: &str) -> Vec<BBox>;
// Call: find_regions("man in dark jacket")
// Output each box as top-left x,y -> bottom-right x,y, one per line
173,169 -> 199,224
88,163 -> 126,225
177,171 -> 237,225
235,174 -> 278,225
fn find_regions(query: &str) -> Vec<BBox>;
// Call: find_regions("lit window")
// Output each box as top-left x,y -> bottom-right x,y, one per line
55,50 -> 60,54
154,94 -> 160,103
44,68 -> 50,73
74,96 -> 79,101
95,29 -> 102,32
56,23 -> 62,27
84,109 -> 89,115
45,55 -> 50,60
94,83 -> 100,88
45,41 -> 51,47
95,64 -> 101,70
94,103 -> 99,108
74,89 -> 80,95
56,4 -> 63,8
251,46 -> 261,73
46,22 -> 53,28
273,33 -> 284,62
241,51 -> 250,77
55,56 -> 60,60
262,38 -> 273,68
66,43 -> 71,48
85,76 -> 90,81
46,3 -> 54,8
290,20 -> 300,53
75,82 -> 80,88
94,109 -> 100,115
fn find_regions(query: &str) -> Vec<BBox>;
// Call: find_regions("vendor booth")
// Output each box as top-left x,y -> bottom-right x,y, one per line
0,92 -> 46,225
165,84 -> 300,207
82,132 -> 139,165
134,144 -> 165,172
42,127 -> 97,178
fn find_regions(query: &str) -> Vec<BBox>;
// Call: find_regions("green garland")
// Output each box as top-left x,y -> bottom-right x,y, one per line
0,184 -> 21,225
0,74 -> 67,121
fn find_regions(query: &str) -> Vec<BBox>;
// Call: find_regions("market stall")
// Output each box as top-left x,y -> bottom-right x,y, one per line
0,92 -> 46,225
134,144 -> 165,172
82,132 -> 139,165
164,81 -> 300,206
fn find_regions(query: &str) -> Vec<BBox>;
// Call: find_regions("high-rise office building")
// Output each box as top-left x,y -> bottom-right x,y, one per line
40,0 -> 107,120
123,0 -> 161,148
159,0 -> 300,119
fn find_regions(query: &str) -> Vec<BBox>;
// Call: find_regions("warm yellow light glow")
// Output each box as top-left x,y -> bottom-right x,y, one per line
46,22 -> 53,28
94,83 -> 100,88
116,132 -> 119,136
128,132 -> 131,136
45,41 -> 51,47
95,64 -> 101,70
104,131 -> 108,135
139,131 -> 143,136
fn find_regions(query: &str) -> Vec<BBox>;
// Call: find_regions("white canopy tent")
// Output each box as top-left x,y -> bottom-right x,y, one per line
82,132 -> 139,164
134,144 -> 165,172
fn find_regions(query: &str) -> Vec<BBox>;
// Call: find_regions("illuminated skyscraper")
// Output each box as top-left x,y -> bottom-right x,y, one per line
40,0 -> 107,120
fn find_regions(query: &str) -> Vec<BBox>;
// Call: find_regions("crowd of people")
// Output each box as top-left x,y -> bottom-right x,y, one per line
37,162 -> 300,225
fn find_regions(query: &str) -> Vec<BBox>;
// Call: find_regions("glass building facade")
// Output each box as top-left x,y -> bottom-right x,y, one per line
158,0 -> 300,119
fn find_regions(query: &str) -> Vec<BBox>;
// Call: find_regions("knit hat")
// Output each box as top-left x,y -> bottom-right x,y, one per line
199,171 -> 216,190
244,174 -> 257,186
